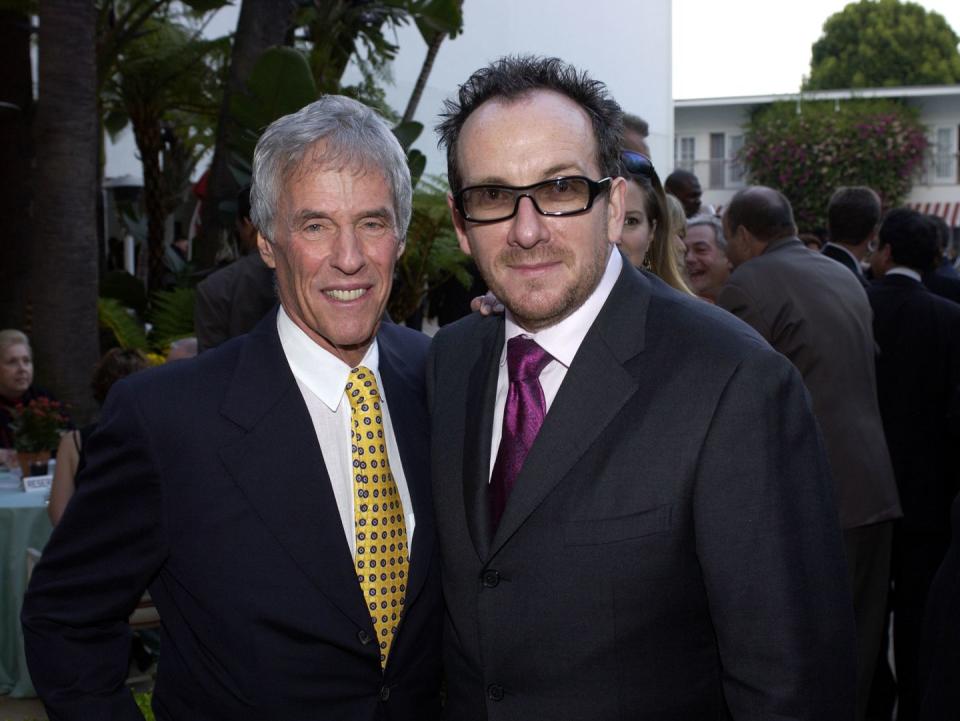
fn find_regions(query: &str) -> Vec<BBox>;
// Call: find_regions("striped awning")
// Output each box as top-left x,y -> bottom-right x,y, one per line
906,201 -> 960,227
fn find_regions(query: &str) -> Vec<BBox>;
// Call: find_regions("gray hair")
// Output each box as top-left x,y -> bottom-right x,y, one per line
250,95 -> 412,242
0,329 -> 30,355
687,213 -> 726,252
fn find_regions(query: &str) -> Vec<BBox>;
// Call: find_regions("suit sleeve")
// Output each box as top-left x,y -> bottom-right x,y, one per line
21,380 -> 168,720
718,280 -> 773,341
694,347 -> 856,720
194,277 -> 229,353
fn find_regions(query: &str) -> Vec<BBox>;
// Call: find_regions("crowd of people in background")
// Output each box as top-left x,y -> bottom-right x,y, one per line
7,54 -> 960,721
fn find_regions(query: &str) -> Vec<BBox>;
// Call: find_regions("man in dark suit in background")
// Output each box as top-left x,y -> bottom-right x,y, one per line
921,213 -> 960,304
823,186 -> 880,288
194,185 -> 277,352
867,208 -> 960,721
23,96 -> 441,720
429,55 -> 855,721
718,186 -> 901,721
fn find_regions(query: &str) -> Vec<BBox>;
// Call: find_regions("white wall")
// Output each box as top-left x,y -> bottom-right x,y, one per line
348,0 -> 673,181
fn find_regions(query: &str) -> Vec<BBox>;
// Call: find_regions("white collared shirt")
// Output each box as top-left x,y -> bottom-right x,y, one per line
488,249 -> 623,477
276,307 -> 415,556
885,266 -> 922,282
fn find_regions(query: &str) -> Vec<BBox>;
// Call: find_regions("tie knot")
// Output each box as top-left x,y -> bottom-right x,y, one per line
345,366 -> 380,411
507,336 -> 552,383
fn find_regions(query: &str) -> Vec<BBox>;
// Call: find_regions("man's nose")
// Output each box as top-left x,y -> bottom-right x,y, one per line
508,196 -> 549,249
331,228 -> 365,273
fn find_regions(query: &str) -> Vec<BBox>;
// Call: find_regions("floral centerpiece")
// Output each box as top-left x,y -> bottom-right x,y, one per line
8,397 -> 69,453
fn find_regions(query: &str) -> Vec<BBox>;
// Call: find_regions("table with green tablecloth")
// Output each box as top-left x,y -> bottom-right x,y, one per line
0,483 -> 52,698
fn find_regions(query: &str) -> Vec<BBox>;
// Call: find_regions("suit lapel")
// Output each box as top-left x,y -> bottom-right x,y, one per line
490,266 -> 649,557
462,319 -> 504,560
377,330 -> 433,612
218,313 -> 371,632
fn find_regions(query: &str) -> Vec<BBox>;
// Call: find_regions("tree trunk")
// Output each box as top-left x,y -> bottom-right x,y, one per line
401,30 -> 445,125
195,0 -> 295,268
131,112 -> 167,292
0,10 -> 34,330
32,0 -> 100,424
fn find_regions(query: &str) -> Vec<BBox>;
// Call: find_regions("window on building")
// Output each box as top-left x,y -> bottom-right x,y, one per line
934,127 -> 955,181
676,136 -> 695,173
709,133 -> 725,189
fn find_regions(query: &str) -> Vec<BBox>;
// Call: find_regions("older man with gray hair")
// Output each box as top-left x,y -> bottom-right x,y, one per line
683,212 -> 731,303
23,96 -> 442,720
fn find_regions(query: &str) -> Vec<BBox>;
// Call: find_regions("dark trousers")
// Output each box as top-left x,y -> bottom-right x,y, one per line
889,527 -> 951,721
844,521 -> 894,721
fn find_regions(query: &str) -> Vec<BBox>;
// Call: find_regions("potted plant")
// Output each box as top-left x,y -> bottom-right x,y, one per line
8,397 -> 69,476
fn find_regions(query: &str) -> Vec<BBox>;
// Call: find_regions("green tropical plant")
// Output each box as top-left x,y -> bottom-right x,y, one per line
149,287 -> 197,348
101,9 -> 228,291
99,297 -> 151,350
740,98 -> 928,230
389,176 -> 472,322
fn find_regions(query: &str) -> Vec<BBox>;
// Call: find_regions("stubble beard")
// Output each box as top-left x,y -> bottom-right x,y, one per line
486,242 -> 609,332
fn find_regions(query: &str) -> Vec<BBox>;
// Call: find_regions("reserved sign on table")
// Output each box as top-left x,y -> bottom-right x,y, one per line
22,474 -> 52,493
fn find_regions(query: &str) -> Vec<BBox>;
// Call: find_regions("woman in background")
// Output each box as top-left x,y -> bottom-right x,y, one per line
48,348 -> 149,525
618,151 -> 693,295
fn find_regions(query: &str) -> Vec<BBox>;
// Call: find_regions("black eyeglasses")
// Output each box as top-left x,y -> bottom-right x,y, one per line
454,176 -> 612,224
621,150 -> 655,179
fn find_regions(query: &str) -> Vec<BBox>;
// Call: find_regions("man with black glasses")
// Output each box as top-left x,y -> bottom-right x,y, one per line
427,55 -> 856,720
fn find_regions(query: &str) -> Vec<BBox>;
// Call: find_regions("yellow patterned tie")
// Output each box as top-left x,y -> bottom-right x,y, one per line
346,366 -> 409,667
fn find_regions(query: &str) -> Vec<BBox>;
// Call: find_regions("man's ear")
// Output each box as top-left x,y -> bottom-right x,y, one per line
257,232 -> 277,269
448,193 -> 473,256
605,176 -> 627,243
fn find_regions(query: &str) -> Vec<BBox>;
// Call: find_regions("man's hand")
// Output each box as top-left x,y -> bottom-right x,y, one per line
470,291 -> 504,316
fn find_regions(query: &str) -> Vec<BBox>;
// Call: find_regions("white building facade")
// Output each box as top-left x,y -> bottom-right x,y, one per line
673,85 -> 960,230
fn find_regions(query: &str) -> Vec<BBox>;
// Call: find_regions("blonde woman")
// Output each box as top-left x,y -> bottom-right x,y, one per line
617,151 -> 693,295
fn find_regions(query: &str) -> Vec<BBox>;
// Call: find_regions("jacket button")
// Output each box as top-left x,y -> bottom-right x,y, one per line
487,683 -> 504,701
481,569 -> 500,588
379,685 -> 391,701
357,629 -> 372,645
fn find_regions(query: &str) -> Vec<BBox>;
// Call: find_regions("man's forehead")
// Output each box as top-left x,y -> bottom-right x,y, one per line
687,224 -> 717,244
457,90 -> 600,180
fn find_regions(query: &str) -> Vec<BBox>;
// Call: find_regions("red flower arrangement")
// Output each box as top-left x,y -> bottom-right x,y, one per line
8,397 -> 69,453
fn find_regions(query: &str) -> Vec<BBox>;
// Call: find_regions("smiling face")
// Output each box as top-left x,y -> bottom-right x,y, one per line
259,147 -> 403,367
0,343 -> 33,400
618,179 -> 656,268
683,223 -> 731,302
449,90 -> 625,332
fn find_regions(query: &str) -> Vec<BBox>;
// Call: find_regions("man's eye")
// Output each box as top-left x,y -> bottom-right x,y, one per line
547,179 -> 571,194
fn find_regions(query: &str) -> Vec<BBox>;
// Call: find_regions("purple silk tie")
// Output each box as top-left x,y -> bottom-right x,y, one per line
489,336 -> 553,531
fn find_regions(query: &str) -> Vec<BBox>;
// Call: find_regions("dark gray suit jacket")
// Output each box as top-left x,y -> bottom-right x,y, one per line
194,252 -> 277,352
719,236 -> 900,530
428,263 -> 856,721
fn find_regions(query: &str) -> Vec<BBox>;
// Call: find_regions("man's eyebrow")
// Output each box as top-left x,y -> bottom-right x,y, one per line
290,207 -> 394,223
465,164 -> 588,188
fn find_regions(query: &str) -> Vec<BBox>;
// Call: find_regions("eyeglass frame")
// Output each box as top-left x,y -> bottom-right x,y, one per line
453,176 -> 613,224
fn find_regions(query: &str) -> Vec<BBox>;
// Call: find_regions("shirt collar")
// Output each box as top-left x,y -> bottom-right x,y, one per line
824,242 -> 864,273
885,266 -> 922,282
276,306 -> 379,412
503,247 -> 622,368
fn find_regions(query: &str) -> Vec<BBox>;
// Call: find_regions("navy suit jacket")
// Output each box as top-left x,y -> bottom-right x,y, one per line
22,311 -> 441,721
867,273 -> 960,534
428,263 -> 856,721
